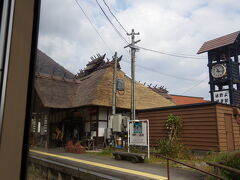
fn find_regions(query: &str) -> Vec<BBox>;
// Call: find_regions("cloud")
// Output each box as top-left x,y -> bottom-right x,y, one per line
38,0 -> 240,100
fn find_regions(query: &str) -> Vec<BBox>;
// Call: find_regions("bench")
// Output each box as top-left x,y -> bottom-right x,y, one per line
112,152 -> 146,163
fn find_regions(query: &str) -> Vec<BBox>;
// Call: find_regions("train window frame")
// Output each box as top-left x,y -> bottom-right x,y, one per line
0,0 -> 15,141
0,0 -> 41,179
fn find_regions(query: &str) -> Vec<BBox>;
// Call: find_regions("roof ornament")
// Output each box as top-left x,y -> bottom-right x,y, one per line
158,86 -> 168,93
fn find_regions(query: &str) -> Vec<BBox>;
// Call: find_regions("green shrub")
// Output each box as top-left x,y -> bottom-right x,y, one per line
206,151 -> 240,180
156,114 -> 190,159
219,152 -> 240,180
156,137 -> 190,159
166,114 -> 182,143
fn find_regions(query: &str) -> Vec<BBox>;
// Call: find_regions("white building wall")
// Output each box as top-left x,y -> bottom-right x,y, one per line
98,107 -> 108,137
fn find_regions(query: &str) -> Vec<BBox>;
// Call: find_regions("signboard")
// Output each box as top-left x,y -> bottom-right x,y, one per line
129,121 -> 147,146
128,120 -> 150,158
213,90 -> 230,104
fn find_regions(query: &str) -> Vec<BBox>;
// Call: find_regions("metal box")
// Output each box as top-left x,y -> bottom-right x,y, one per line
117,79 -> 125,91
112,114 -> 122,132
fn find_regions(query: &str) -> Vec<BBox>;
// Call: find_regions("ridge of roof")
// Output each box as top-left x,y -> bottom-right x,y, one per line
76,54 -> 122,79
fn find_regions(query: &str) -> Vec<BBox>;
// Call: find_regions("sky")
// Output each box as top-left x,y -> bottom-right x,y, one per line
38,0 -> 240,100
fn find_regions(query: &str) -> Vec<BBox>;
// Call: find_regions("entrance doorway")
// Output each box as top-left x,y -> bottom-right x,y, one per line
224,114 -> 235,150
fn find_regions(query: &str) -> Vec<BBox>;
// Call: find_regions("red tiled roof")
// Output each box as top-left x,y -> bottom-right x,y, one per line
170,95 -> 208,105
197,31 -> 240,54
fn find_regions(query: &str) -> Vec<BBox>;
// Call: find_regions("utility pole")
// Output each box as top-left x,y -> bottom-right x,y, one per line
125,29 -> 140,120
112,52 -> 118,115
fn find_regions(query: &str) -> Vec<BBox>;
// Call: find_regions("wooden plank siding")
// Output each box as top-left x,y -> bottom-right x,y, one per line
216,105 -> 240,151
138,104 -> 219,151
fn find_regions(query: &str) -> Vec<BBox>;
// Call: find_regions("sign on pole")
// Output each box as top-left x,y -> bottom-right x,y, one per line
128,120 -> 149,158
213,90 -> 230,104
129,121 -> 147,146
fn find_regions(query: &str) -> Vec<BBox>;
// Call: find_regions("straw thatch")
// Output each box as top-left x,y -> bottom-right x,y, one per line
36,50 -> 74,78
35,65 -> 175,110
35,74 -> 79,108
34,50 -> 175,109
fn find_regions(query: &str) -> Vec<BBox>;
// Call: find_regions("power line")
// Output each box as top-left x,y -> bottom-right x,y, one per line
121,59 -> 198,82
74,0 -> 113,53
95,0 -> 129,44
101,0 -> 130,42
102,0 -> 128,34
136,46 -> 207,59
98,1 -> 207,60
181,77 -> 208,94
74,0 -> 207,83
95,0 -> 207,60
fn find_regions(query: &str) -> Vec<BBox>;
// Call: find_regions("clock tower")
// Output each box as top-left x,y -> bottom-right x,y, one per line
198,31 -> 240,106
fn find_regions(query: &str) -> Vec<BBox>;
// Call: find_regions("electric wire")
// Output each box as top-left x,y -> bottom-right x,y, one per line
102,0 -> 128,34
95,0 -> 129,44
74,0 -> 206,86
136,46 -> 207,59
121,59 -> 198,82
74,0 -> 113,53
99,1 -> 207,59
181,77 -> 208,94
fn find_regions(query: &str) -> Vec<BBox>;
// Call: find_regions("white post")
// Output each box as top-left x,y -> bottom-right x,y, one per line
128,120 -> 130,153
112,52 -> 117,115
147,120 -> 150,159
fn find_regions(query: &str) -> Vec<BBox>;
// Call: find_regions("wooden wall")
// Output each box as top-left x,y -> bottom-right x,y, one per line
138,103 -> 240,151
138,103 -> 220,151
216,105 -> 240,151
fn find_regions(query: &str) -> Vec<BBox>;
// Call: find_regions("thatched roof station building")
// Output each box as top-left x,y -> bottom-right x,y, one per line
32,50 -> 175,148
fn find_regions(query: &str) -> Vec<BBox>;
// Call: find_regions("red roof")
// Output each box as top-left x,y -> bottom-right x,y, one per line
170,95 -> 208,105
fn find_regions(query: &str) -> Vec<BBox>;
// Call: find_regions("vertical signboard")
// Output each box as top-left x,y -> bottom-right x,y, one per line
213,90 -> 230,104
128,120 -> 149,158
129,121 -> 147,146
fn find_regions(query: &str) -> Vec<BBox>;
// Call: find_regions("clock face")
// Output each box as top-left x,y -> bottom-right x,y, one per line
211,64 -> 226,78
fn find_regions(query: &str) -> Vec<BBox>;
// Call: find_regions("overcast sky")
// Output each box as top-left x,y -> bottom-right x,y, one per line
38,0 -> 240,100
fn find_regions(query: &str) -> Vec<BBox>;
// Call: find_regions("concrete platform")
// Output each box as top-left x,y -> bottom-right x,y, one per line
29,148 -> 205,180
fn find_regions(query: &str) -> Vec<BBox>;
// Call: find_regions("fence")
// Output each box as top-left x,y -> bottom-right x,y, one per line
156,154 -> 227,180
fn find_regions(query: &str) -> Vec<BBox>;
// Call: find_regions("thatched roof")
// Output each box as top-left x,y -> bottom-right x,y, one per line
35,74 -> 79,108
34,52 -> 175,110
36,50 -> 74,78
35,66 -> 175,109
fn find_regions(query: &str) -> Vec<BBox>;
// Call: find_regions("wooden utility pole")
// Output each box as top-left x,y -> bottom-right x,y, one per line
112,52 -> 118,115
125,29 -> 140,120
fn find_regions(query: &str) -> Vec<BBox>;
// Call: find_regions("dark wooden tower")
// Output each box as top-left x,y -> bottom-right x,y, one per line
198,31 -> 240,106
